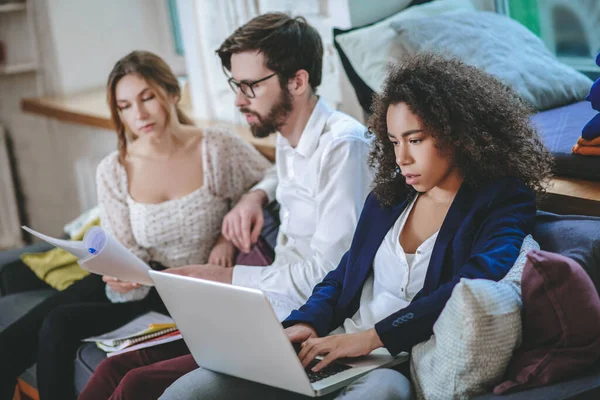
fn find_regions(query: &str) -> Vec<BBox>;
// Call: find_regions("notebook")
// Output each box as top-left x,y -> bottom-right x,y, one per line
84,311 -> 179,353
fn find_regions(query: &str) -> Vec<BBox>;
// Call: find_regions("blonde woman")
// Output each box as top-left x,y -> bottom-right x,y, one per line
0,51 -> 271,400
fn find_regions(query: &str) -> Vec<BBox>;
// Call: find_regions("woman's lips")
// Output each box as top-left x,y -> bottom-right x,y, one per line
139,123 -> 155,133
404,174 -> 420,185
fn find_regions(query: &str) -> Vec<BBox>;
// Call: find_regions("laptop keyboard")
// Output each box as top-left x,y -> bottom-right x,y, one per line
304,359 -> 352,383
292,342 -> 353,382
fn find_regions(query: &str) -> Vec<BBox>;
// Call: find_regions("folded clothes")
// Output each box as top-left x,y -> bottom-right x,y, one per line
582,113 -> 600,141
577,136 -> 600,146
572,143 -> 600,156
20,218 -> 99,290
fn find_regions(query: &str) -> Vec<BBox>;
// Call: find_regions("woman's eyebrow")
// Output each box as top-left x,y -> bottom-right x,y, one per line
388,129 -> 423,139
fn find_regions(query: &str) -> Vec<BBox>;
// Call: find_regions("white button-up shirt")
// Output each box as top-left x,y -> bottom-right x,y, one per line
339,195 -> 438,334
232,98 -> 374,316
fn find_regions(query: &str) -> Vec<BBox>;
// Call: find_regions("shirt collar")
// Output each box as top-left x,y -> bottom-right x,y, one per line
293,98 -> 333,158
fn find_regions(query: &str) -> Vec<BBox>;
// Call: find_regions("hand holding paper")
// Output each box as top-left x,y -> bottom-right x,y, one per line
22,226 -> 153,286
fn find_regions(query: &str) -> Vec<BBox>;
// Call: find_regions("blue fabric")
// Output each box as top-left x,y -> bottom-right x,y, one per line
283,178 -> 536,356
582,113 -> 600,141
582,52 -> 600,140
584,79 -> 600,111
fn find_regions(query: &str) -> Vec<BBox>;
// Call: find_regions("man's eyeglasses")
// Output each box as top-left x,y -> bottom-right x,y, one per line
227,73 -> 277,99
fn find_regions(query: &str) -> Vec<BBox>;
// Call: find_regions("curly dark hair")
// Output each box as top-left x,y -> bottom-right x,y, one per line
368,53 -> 553,207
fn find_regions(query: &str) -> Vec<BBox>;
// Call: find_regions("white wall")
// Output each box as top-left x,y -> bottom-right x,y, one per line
46,0 -> 167,94
0,0 -> 182,239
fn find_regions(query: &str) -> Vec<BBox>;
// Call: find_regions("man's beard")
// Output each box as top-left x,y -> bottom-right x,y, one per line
240,88 -> 293,138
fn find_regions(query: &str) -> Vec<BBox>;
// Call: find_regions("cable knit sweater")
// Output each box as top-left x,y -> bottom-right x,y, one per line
96,128 -> 272,302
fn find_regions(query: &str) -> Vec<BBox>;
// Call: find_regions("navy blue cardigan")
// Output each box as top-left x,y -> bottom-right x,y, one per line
283,177 -> 536,356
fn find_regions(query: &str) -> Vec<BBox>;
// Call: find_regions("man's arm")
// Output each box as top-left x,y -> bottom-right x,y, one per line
233,138 -> 373,307
222,164 -> 276,252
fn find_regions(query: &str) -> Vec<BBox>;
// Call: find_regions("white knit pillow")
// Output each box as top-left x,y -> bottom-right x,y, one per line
410,235 -> 539,400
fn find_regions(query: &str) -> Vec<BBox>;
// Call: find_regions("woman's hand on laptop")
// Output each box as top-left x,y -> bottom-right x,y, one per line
165,264 -> 234,284
102,276 -> 140,293
298,329 -> 384,372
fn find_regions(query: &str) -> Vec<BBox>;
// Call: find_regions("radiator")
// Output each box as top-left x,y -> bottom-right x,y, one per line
0,125 -> 23,249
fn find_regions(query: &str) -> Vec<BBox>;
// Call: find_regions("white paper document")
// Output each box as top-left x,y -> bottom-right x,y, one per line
22,225 -> 153,286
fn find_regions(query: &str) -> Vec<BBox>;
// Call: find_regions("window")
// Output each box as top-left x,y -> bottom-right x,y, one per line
167,0 -> 184,56
155,0 -> 186,75
498,0 -> 600,79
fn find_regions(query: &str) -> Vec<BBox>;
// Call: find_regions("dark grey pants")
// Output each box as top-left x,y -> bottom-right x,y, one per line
159,366 -> 413,400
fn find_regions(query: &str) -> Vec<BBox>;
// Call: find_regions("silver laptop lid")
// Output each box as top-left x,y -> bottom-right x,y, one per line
149,271 -> 315,397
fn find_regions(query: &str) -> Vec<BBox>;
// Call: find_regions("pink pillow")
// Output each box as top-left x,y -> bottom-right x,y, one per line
494,250 -> 600,394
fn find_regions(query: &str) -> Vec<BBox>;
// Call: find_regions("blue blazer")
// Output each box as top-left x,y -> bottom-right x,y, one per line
283,177 -> 536,356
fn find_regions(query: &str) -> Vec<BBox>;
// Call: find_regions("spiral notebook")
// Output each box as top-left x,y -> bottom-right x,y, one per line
84,311 -> 180,352
95,326 -> 179,352
106,330 -> 183,357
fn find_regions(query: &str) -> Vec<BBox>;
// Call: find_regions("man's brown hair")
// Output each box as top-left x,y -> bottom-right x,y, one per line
217,12 -> 323,92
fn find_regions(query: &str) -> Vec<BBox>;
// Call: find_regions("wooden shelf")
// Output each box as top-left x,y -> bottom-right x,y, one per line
21,88 -> 276,161
0,62 -> 37,75
541,177 -> 600,217
0,2 -> 26,13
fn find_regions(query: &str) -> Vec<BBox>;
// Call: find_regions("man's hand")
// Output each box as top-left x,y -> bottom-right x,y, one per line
222,190 -> 267,253
298,329 -> 384,372
208,235 -> 236,268
102,276 -> 141,293
285,323 -> 318,344
165,264 -> 233,284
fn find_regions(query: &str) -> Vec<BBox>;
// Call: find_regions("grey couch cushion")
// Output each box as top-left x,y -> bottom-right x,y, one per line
74,343 -> 107,395
0,242 -> 53,271
533,211 -> 600,295
0,241 -> 56,296
0,290 -> 56,329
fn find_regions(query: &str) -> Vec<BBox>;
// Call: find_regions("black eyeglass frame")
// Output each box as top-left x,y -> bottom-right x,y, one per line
226,72 -> 277,99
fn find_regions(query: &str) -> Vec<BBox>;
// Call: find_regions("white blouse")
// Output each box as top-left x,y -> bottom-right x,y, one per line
339,195 -> 439,334
96,128 -> 272,302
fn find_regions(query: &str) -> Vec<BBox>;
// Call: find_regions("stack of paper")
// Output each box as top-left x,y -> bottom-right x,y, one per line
22,225 -> 153,285
84,311 -> 183,356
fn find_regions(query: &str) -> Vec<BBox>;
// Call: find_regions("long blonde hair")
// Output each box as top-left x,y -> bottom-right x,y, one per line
106,51 -> 194,164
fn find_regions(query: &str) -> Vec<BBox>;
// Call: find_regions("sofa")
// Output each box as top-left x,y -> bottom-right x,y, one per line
2,209 -> 600,399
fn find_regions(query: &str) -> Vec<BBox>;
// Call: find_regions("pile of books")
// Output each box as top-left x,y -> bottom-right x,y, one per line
84,311 -> 183,357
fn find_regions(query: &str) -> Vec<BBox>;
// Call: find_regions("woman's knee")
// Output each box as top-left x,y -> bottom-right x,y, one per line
94,356 -> 126,383
79,358 -> 125,400
339,368 -> 413,400
112,368 -> 148,398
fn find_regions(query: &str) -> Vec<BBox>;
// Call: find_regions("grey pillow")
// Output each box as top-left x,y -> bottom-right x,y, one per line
410,236 -> 539,399
533,211 -> 600,295
390,11 -> 592,111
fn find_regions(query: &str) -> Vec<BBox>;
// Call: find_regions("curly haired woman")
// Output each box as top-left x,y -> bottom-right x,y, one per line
160,53 -> 552,400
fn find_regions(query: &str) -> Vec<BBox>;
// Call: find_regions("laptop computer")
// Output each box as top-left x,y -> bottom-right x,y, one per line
149,270 -> 408,397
